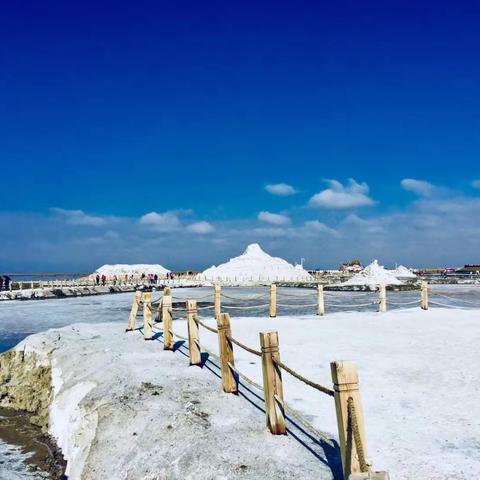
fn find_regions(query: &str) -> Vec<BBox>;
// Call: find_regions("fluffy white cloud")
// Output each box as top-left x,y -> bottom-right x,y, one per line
186,221 -> 215,234
401,178 -> 435,197
139,211 -> 181,231
309,179 -> 374,209
50,208 -> 106,226
472,179 -> 480,189
258,211 -> 291,226
303,220 -> 339,237
265,183 -> 296,196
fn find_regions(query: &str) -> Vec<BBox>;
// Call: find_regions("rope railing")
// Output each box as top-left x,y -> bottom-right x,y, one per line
276,302 -> 318,308
386,299 -> 421,306
221,292 -> 268,301
273,359 -> 334,397
326,301 -> 378,308
195,317 -> 219,334
348,397 -> 370,473
125,292 -> 389,478
222,303 -> 270,310
226,335 -> 262,357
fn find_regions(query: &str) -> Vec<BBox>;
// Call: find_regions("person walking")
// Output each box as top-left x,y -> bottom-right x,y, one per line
96,274 -> 100,286
101,274 -> 106,286
4,275 -> 11,291
0,276 -> 3,291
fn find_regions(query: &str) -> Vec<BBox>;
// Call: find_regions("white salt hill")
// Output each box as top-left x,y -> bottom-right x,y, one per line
92,264 -> 170,278
343,259 -> 402,286
201,243 -> 313,283
390,265 -> 417,279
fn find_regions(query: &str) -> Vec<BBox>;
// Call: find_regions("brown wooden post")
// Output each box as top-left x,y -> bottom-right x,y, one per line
331,361 -> 369,479
162,294 -> 173,350
143,292 -> 153,340
214,284 -> 222,319
187,300 -> 201,366
421,281 -> 429,310
217,313 -> 237,393
317,284 -> 325,316
269,284 -> 277,317
378,285 -> 386,313
164,286 -> 172,296
260,331 -> 286,434
126,290 -> 142,331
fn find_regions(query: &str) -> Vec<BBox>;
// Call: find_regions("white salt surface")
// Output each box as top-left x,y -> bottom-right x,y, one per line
201,243 -> 313,283
92,263 -> 170,277
343,260 -> 403,286
390,265 -> 417,279
2,285 -> 480,479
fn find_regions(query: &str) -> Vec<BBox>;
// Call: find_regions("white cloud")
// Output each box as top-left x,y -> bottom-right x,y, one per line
401,178 -> 435,197
258,211 -> 291,226
472,179 -> 480,189
303,220 -> 339,237
309,179 -> 374,209
139,211 -> 181,231
50,208 -> 106,226
265,183 -> 296,196
186,221 -> 215,234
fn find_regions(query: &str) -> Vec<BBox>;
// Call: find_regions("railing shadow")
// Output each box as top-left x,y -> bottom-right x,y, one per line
137,329 -> 342,479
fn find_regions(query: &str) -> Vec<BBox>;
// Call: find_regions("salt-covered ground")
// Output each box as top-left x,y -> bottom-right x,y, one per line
1,285 -> 479,479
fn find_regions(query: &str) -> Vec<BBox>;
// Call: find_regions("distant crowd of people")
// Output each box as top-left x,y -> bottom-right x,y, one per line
93,273 -> 164,286
0,275 -> 11,291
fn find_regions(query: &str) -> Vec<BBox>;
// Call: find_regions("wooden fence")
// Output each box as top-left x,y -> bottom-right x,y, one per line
126,290 -> 391,480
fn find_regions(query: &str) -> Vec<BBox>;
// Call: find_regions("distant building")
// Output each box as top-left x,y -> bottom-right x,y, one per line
455,265 -> 480,274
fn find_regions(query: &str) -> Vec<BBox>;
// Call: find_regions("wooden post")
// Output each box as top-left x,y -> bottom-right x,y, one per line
162,294 -> 173,350
331,361 -> 369,479
217,313 -> 237,393
269,284 -> 277,317
143,292 -> 153,340
187,300 -> 201,366
214,284 -> 221,319
126,291 -> 142,331
378,285 -> 386,313
260,331 -> 286,434
164,286 -> 172,296
317,284 -> 325,316
421,281 -> 429,310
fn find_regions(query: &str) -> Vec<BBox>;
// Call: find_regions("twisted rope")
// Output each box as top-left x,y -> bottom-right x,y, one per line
282,402 -> 335,447
227,362 -> 264,391
226,335 -> 262,357
276,291 -> 315,298
430,292 -> 480,306
197,305 -> 215,310
195,317 -> 219,334
386,299 -> 421,306
276,303 -> 318,308
347,397 -> 370,473
222,303 -> 270,310
273,359 -> 334,397
221,293 -> 268,301
326,302 -> 377,308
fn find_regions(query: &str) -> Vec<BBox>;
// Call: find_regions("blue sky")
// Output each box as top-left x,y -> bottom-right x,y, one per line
1,1 -> 480,271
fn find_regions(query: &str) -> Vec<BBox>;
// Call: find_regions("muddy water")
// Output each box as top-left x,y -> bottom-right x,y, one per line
0,408 -> 66,479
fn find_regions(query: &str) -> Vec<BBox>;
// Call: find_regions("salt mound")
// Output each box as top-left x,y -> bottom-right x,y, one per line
92,264 -> 170,277
390,265 -> 417,279
343,259 -> 402,286
201,243 -> 313,283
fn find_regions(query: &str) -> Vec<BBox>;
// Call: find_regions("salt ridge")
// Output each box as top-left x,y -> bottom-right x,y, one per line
343,259 -> 403,286
201,243 -> 312,283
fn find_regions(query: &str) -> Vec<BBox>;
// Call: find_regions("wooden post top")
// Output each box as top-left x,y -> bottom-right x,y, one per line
259,331 -> 279,350
330,361 -> 359,388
